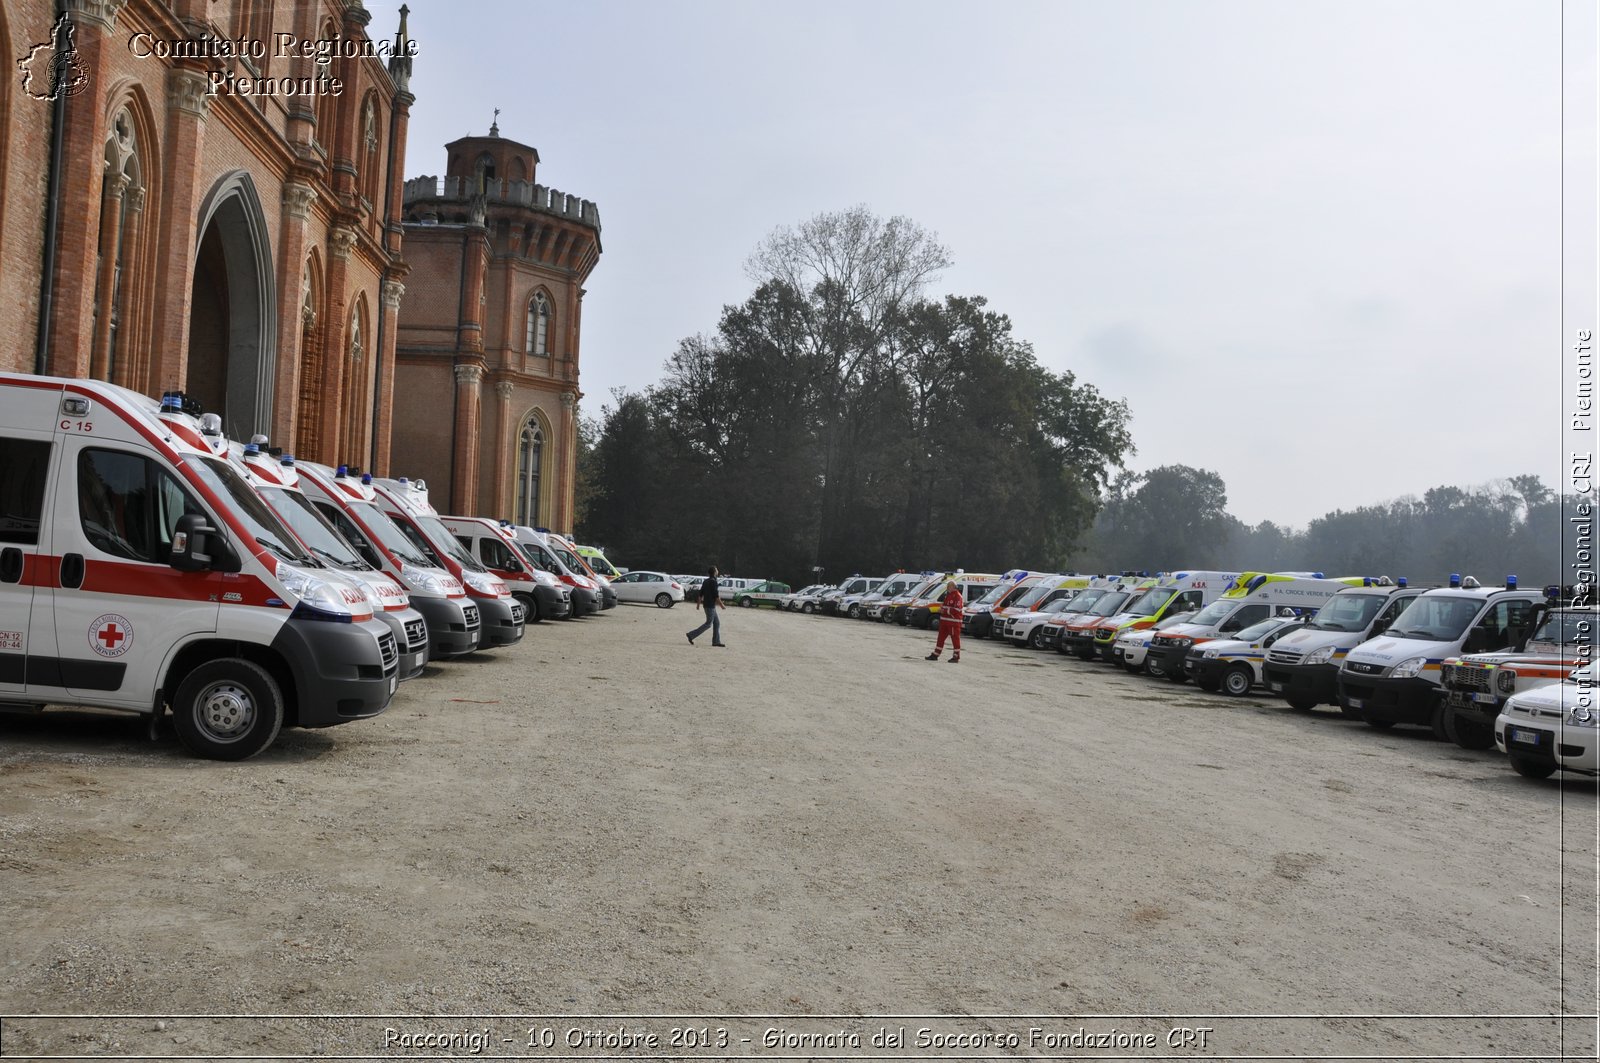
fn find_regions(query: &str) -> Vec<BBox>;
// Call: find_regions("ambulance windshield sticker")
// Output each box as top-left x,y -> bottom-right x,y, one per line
89,613 -> 133,658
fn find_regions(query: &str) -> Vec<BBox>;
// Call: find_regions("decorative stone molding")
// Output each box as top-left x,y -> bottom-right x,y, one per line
167,69 -> 211,120
126,186 -> 146,213
329,227 -> 358,260
381,280 -> 406,308
102,172 -> 130,200
495,381 -> 515,401
454,363 -> 484,387
62,0 -> 126,33
283,182 -> 317,222
559,392 -> 576,410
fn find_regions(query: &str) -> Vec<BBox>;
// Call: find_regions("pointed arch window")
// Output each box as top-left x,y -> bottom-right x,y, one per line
526,292 -> 550,357
516,418 -> 544,526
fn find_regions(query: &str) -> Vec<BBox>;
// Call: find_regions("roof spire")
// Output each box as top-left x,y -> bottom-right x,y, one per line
490,107 -> 500,137
388,4 -> 413,94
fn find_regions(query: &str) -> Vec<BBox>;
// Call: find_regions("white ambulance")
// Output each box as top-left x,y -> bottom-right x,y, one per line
370,478 -> 526,648
1338,575 -> 1547,737
859,572 -> 927,620
0,376 -> 397,759
231,442 -> 428,681
442,515 -> 571,622
295,462 -> 482,659
1438,602 -> 1592,750
511,527 -> 603,617
1139,573 -> 1363,681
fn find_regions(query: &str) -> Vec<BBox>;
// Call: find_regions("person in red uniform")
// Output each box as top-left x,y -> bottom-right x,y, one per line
926,580 -> 964,663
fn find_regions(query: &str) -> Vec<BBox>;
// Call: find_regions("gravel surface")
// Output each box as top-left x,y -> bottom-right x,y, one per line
1,604 -> 1595,1060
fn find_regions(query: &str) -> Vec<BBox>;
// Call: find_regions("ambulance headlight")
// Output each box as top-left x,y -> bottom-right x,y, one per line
1568,703 -> 1597,728
532,568 -> 559,588
1203,649 -> 1220,659
401,565 -> 448,596
1390,656 -> 1427,679
461,569 -> 505,596
1495,669 -> 1517,694
277,563 -> 358,622
1303,646 -> 1336,666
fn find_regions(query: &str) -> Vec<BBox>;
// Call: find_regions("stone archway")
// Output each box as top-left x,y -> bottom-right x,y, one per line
187,172 -> 276,440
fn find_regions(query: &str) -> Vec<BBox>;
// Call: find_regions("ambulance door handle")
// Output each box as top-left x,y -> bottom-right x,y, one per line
60,553 -> 85,590
0,548 -> 20,584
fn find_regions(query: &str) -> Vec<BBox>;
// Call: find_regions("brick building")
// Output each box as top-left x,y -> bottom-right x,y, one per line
0,0 -> 414,470
392,125 -> 601,531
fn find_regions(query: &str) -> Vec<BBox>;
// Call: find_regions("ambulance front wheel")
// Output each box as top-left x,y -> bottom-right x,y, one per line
171,659 -> 284,761
1221,665 -> 1254,697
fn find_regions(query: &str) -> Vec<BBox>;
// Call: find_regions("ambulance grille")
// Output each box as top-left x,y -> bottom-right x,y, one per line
403,618 -> 428,652
377,631 -> 398,670
463,604 -> 481,629
509,602 -> 525,625
1441,663 -> 1491,692
1267,649 -> 1302,666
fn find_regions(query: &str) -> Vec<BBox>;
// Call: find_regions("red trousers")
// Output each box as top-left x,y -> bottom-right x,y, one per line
934,619 -> 962,655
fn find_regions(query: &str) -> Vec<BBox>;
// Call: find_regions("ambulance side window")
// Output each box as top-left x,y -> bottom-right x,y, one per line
78,449 -> 204,563
479,538 -> 517,571
0,436 -> 51,545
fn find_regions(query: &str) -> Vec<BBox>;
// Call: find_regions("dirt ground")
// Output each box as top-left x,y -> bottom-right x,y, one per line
1,603 -> 1596,1061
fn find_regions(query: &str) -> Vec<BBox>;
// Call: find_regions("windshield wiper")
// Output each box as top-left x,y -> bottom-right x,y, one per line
257,536 -> 310,565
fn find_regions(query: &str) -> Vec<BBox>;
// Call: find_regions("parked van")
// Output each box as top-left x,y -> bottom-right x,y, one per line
511,527 -> 602,617
1260,576 -> 1425,712
861,572 -> 927,620
370,478 -> 526,648
0,377 -> 396,759
1140,574 -> 1362,680
963,571 -> 1040,638
1181,614 -> 1308,695
1339,575 -> 1548,737
443,515 -> 571,623
1039,579 -> 1133,650
1055,579 -> 1151,658
904,573 -> 1002,629
824,574 -> 885,616
574,544 -> 623,579
295,462 -> 481,659
998,576 -> 1098,648
232,443 -> 427,681
544,529 -> 617,610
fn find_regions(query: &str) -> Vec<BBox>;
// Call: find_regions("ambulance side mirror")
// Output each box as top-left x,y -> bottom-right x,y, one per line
170,513 -> 241,574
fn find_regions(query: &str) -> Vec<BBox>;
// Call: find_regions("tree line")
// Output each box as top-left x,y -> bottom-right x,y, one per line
576,207 -> 1133,584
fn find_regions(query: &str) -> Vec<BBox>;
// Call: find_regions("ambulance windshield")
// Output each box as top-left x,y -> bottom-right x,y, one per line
1087,591 -> 1131,616
415,513 -> 487,572
349,500 -> 430,567
1385,595 -> 1483,641
1127,588 -> 1172,617
186,457 -> 311,564
259,487 -> 366,570
1308,593 -> 1386,632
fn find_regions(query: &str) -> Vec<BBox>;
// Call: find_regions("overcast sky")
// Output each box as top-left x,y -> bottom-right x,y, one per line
390,0 -> 1591,529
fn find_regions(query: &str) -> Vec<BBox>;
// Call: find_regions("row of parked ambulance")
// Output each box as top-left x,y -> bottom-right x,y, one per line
801,566 -> 1596,783
0,375 -> 628,761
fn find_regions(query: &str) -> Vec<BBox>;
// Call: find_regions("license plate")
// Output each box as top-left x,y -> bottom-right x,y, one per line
1346,697 -> 1363,709
1446,691 -> 1470,708
1269,681 -> 1284,693
1509,727 -> 1542,746
389,675 -> 397,695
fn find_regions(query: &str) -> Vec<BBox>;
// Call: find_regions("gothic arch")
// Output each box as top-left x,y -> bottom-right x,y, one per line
97,82 -> 161,390
188,170 -> 278,440
513,405 -> 553,527
294,249 -> 324,457
525,287 -> 553,358
341,292 -> 372,462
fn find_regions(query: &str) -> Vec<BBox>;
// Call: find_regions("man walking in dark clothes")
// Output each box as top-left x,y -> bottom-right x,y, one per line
686,565 -> 727,647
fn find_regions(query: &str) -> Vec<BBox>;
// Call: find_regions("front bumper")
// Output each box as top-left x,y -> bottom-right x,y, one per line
383,607 -> 429,681
1114,642 -> 1151,668
1338,673 -> 1437,725
1261,661 -> 1338,707
569,587 -> 600,618
1443,687 -> 1509,727
411,594 -> 480,659
535,584 -> 572,620
475,594 -> 526,648
1495,717 -> 1600,774
965,611 -> 994,637
271,616 -> 397,727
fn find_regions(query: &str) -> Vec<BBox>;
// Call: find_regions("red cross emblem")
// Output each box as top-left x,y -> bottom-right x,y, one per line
89,613 -> 133,658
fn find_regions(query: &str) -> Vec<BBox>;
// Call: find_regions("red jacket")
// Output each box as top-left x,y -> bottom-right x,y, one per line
939,587 -> 965,625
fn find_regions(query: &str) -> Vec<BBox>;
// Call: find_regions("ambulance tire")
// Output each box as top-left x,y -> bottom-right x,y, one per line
172,659 -> 284,761
1442,708 -> 1494,750
1221,665 -> 1254,697
848,604 -> 862,619
515,592 -> 540,624
1286,694 -> 1319,712
1196,676 -> 1221,693
1363,718 -> 1394,730
1144,656 -> 1168,679
1429,704 -> 1452,743
1165,670 -> 1189,684
1026,628 -> 1044,649
655,593 -> 674,609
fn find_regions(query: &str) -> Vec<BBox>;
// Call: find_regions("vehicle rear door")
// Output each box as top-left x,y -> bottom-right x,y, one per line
0,386 -> 61,696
